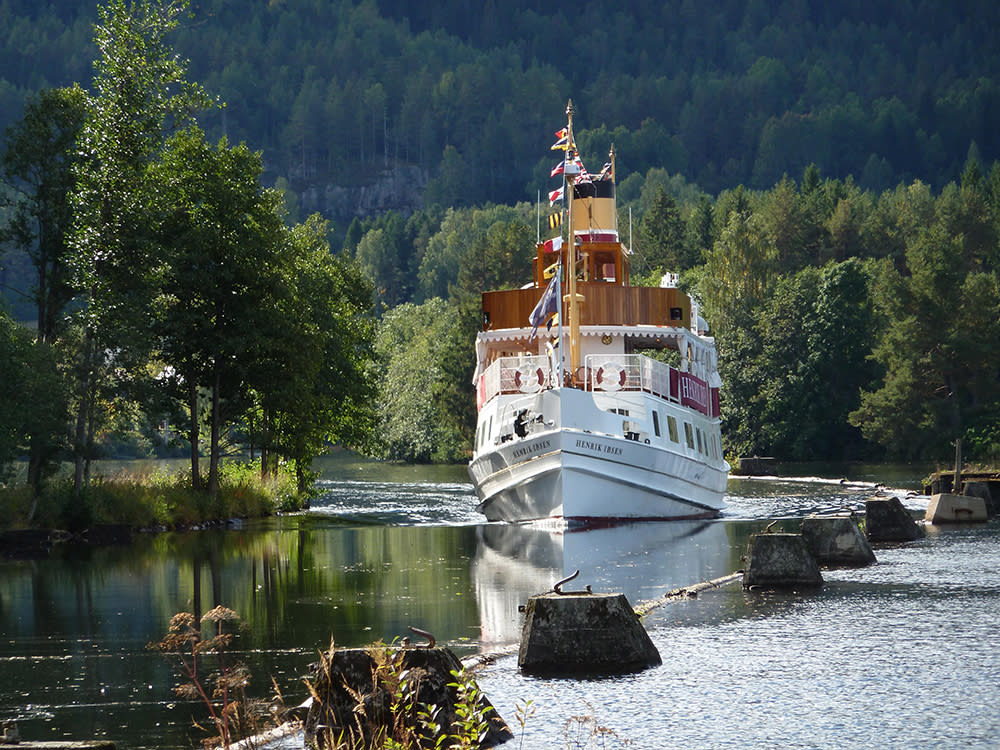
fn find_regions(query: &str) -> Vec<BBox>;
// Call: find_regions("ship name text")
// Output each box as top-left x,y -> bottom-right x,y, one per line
575,438 -> 624,456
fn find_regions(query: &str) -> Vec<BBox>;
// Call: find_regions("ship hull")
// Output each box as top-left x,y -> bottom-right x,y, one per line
468,389 -> 727,524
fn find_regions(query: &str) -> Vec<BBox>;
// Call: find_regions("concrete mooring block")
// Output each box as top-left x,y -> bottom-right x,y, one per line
962,482 -> 999,518
518,591 -> 661,676
865,496 -> 925,542
743,532 -> 823,589
800,515 -> 877,567
925,493 -> 989,523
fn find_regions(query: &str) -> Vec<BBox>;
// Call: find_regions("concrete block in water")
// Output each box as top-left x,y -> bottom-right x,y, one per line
865,496 -> 925,542
800,515 -> 877,567
743,533 -> 823,589
518,591 -> 661,675
925,493 -> 988,523
963,481 -> 999,518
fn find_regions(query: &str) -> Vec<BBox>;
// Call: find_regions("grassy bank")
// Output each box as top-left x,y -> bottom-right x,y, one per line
0,460 -> 306,532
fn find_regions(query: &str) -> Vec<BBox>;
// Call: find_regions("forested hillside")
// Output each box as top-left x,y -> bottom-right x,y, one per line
1,0 -> 999,217
2,0 -> 1000,474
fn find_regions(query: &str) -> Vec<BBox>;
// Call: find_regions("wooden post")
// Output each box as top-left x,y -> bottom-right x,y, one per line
954,438 -> 963,494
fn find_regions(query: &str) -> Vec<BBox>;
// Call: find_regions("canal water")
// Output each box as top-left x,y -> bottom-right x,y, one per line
1,456 -> 998,749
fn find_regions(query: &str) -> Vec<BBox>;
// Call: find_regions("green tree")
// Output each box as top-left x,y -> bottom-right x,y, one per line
699,206 -> 777,337
851,192 -> 1000,459
148,126 -> 286,496
635,186 -> 689,274
374,298 -> 469,463
0,85 -> 86,496
0,310 -> 65,511
354,211 -> 409,309
417,203 -> 534,302
0,85 -> 87,343
68,0 -> 211,494
254,215 -> 377,492
0,310 -> 36,482
755,260 -> 877,459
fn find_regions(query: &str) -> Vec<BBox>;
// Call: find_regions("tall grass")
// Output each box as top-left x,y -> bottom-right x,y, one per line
0,459 -> 304,531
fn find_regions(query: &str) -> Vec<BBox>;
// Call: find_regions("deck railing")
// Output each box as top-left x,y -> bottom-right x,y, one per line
478,353 -> 718,417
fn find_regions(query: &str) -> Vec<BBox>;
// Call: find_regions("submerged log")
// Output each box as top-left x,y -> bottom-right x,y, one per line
799,515 -> 877,568
865,496 -> 925,542
518,591 -> 661,675
742,532 -> 823,589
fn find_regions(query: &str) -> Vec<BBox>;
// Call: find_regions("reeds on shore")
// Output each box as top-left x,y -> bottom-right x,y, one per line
0,459 -> 305,532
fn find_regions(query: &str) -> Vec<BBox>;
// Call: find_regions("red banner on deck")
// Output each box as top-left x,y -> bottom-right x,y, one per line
670,370 -> 711,416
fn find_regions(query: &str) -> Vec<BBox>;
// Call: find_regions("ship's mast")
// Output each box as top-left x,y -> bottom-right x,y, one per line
564,100 -> 583,377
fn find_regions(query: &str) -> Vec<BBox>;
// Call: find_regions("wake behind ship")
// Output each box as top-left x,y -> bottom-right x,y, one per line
468,100 -> 728,524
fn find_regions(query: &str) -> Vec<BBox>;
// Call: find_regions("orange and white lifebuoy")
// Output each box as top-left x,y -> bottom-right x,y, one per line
596,363 -> 627,391
514,365 -> 544,393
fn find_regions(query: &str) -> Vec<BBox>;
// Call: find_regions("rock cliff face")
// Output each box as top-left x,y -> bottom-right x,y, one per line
299,165 -> 427,220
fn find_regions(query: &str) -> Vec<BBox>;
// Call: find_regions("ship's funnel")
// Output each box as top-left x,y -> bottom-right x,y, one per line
572,180 -> 617,241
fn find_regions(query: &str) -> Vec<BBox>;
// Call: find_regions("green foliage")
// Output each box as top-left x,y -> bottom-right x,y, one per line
0,460 -> 302,532
7,0 -> 1000,476
374,298 -> 472,463
851,183 -> 1000,460
416,203 -> 534,303
147,123 -> 289,493
0,85 -> 87,342
306,641 -> 497,750
2,0 -> 1000,225
744,260 -> 878,459
253,214 -> 378,491
0,310 -> 66,490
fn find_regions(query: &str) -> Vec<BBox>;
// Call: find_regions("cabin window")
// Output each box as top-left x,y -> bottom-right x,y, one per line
684,423 -> 695,449
696,428 -> 704,454
670,307 -> 683,320
613,408 -> 629,416
667,415 -> 679,443
487,416 -> 493,444
652,411 -> 661,437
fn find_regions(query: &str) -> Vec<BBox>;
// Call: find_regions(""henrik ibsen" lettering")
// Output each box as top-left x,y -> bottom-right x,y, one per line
575,438 -> 623,456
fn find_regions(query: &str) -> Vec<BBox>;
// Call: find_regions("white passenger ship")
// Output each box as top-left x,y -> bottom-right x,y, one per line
468,101 -> 728,523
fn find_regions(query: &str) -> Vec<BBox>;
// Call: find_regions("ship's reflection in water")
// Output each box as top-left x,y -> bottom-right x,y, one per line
472,520 -> 735,644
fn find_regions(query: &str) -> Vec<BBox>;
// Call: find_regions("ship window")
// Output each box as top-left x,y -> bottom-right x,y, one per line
670,307 -> 683,320
487,416 -> 493,443
696,428 -> 704,454
652,411 -> 661,437
684,423 -> 695,449
667,416 -> 679,443
613,408 -> 629,416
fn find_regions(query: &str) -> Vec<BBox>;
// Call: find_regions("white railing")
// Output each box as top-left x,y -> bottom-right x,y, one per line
477,352 -> 715,416
480,355 -> 553,405
582,354 -> 677,402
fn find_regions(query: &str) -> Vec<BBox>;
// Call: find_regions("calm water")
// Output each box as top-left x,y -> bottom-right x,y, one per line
1,456 -> 998,749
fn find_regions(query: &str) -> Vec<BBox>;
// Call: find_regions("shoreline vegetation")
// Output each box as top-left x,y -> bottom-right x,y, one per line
0,457 -> 307,536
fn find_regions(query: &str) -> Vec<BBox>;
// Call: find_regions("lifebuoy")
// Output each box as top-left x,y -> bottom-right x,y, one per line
514,365 -> 544,393
596,363 -> 627,391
